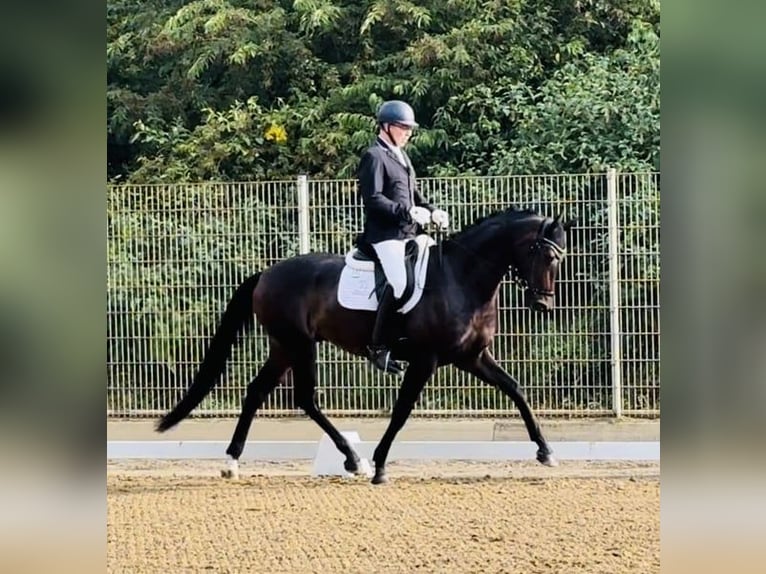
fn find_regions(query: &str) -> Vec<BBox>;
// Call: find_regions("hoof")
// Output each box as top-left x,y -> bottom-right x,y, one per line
536,449 -> 559,467
371,470 -> 389,485
221,458 -> 240,479
344,456 -> 361,473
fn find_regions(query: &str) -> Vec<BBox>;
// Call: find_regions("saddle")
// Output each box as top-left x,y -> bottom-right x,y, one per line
337,234 -> 436,314
350,236 -> 419,305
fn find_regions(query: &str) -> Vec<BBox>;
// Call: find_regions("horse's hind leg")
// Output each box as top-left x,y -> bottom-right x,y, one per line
371,354 -> 438,484
222,343 -> 289,478
291,342 -> 363,474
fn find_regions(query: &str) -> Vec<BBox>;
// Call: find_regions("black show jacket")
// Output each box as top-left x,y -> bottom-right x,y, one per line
357,137 -> 434,244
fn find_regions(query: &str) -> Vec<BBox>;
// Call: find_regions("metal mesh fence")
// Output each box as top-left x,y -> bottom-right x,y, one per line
107,173 -> 659,418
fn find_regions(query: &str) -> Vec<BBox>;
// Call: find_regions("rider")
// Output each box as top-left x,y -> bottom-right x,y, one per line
357,100 -> 450,374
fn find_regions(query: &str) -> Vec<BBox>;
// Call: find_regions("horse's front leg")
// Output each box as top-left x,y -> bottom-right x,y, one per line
459,349 -> 558,467
371,354 -> 438,484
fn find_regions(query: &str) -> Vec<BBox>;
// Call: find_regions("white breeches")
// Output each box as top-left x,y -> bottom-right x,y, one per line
372,239 -> 407,299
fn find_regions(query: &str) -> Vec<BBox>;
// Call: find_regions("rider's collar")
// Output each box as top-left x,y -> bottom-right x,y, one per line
376,135 -> 400,151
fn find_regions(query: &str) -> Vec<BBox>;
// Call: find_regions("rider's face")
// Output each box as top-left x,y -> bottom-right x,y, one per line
388,123 -> 414,146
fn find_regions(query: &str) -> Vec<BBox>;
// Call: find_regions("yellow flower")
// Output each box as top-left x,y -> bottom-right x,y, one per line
264,123 -> 287,144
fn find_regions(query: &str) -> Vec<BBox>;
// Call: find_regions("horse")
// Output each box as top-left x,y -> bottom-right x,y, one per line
156,206 -> 575,484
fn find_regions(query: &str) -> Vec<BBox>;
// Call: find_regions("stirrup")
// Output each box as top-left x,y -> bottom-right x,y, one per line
367,346 -> 404,375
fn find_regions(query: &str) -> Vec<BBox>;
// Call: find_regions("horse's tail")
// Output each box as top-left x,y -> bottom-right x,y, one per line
156,272 -> 261,432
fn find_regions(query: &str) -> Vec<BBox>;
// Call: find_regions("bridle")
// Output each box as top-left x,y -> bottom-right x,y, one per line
511,219 -> 567,297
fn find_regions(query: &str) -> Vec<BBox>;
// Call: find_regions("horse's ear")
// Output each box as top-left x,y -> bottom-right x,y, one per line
553,213 -> 576,232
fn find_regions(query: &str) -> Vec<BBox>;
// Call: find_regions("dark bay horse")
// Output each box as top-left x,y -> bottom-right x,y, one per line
157,207 -> 574,483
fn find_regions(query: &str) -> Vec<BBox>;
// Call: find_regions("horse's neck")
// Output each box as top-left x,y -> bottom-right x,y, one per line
445,218 -> 535,301
451,221 -> 520,268
444,237 -> 510,302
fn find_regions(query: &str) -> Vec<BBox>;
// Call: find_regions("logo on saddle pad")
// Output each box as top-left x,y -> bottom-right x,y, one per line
337,234 -> 436,314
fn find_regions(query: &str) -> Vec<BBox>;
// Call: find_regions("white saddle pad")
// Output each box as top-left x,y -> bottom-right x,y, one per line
337,234 -> 436,314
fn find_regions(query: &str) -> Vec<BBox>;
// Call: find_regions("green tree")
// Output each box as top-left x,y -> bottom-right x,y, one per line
108,0 -> 660,181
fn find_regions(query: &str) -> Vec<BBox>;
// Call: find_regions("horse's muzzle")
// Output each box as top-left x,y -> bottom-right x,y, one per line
526,289 -> 553,313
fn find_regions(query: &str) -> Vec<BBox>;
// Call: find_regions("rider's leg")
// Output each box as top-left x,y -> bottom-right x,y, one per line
368,284 -> 402,374
368,240 -> 407,375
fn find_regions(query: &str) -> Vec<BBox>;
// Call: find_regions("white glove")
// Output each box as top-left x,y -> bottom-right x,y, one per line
431,209 -> 449,230
409,206 -> 431,226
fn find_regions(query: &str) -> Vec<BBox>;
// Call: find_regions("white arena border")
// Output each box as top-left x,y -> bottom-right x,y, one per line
107,440 -> 659,461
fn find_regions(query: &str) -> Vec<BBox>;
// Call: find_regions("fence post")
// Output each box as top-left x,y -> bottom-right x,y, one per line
606,168 -> 623,417
297,175 -> 310,254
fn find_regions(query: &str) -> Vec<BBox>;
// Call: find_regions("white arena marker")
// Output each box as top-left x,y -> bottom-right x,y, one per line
311,431 -> 373,478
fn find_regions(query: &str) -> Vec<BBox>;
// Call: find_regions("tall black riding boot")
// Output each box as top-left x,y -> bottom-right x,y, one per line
367,285 -> 404,375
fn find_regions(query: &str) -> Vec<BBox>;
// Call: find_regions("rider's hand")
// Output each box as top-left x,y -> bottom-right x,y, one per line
409,206 -> 431,226
431,209 -> 449,230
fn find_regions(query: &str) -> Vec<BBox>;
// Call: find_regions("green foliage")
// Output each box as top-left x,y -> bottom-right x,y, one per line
128,97 -> 297,181
108,0 -> 660,181
498,19 -> 660,174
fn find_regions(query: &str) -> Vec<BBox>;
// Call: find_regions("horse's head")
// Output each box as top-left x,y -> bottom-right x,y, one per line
446,207 -> 575,312
513,214 -> 575,312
